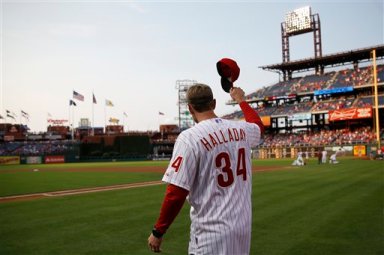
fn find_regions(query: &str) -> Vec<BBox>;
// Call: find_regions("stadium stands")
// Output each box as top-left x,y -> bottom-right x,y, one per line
260,127 -> 380,147
0,141 -> 77,156
242,64 -> 384,101
264,78 -> 301,97
292,71 -> 335,93
272,101 -> 313,116
311,97 -> 355,112
355,95 -> 384,108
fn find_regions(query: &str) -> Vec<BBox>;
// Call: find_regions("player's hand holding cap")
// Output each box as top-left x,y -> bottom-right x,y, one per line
216,58 -> 240,93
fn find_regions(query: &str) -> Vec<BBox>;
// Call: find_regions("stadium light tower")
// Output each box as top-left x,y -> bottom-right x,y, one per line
281,6 -> 322,80
175,79 -> 197,130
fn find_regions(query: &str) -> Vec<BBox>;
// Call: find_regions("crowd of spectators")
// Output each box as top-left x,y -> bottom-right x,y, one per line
246,86 -> 269,100
260,127 -> 379,147
329,65 -> 384,89
243,64 -> 384,101
291,72 -> 335,93
272,101 -> 313,116
0,140 -> 78,156
355,95 -> 384,108
224,92 -> 381,120
311,97 -> 355,111
264,78 -> 301,97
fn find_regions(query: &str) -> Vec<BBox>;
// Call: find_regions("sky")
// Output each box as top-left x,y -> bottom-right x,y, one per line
1,0 -> 383,133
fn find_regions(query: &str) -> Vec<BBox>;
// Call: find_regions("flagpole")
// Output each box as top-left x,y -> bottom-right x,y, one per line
92,92 -> 94,136
123,113 -> 125,133
72,104 -> 75,140
67,107 -> 70,138
71,89 -> 74,140
104,102 -> 106,135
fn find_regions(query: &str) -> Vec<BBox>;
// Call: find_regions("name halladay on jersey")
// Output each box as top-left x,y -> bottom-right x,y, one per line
200,127 -> 246,152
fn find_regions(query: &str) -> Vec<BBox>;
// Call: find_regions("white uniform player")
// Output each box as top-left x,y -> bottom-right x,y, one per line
292,151 -> 304,166
322,150 -> 328,164
164,117 -> 261,254
329,152 -> 339,164
148,84 -> 264,254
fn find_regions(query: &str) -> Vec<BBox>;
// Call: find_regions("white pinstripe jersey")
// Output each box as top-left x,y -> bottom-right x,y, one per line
162,117 -> 261,255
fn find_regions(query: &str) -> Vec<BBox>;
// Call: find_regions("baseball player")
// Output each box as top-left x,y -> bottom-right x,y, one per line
322,149 -> 328,164
329,152 -> 339,164
292,151 -> 305,166
147,84 -> 264,254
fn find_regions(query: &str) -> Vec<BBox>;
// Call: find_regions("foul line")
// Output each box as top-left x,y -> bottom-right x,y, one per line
0,180 -> 164,203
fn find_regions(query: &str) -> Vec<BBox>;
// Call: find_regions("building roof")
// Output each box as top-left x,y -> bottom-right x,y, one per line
260,45 -> 384,74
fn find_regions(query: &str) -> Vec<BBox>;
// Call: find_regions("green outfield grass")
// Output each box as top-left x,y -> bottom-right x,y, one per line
0,159 -> 383,255
0,162 -> 167,197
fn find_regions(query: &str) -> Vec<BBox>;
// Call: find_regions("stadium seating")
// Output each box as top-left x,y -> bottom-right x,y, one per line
0,141 -> 76,156
260,127 -> 380,147
264,78 -> 301,97
243,64 -> 384,101
292,72 -> 335,93
354,95 -> 384,107
272,101 -> 314,116
311,97 -> 355,112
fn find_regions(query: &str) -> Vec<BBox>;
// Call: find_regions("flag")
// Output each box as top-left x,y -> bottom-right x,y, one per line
109,117 -> 119,124
70,99 -> 77,106
93,93 -> 97,104
159,111 -> 165,115
105,99 -> 114,107
21,110 -> 29,117
47,112 -> 52,118
73,90 -> 84,101
7,114 -> 15,120
6,110 -> 16,118
123,112 -> 128,117
21,110 -> 29,120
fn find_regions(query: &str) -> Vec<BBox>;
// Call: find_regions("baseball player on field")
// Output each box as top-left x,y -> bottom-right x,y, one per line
147,83 -> 264,254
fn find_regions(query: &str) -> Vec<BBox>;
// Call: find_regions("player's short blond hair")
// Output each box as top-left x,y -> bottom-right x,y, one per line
187,84 -> 214,112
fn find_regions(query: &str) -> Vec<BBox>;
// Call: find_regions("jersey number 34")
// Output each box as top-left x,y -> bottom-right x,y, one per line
170,148 -> 247,188
216,148 -> 247,187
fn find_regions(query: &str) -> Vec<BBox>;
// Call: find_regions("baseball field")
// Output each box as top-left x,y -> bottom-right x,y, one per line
0,158 -> 382,255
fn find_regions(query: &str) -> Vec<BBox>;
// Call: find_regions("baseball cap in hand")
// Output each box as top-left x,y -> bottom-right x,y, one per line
216,58 -> 240,93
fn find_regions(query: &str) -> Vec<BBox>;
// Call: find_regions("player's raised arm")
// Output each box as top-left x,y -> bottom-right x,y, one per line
230,87 -> 265,134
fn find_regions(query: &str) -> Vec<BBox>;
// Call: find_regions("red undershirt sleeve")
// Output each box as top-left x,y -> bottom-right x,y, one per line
154,184 -> 189,235
239,101 -> 265,134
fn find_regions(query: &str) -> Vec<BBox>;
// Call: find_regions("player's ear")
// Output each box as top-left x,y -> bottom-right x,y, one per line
211,99 -> 216,110
188,104 -> 195,115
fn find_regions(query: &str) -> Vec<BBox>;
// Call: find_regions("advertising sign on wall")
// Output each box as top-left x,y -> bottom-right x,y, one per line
288,113 -> 312,121
314,86 -> 353,96
329,107 -> 372,121
26,156 -> 43,164
353,145 -> 366,157
0,156 -> 20,165
45,155 -> 65,164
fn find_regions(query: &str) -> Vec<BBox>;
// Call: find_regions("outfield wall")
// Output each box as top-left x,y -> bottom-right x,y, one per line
0,144 -> 379,165
254,144 -> 375,159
